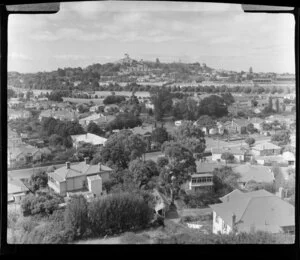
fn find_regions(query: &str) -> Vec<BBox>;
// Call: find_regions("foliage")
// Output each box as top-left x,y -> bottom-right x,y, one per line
196,115 -> 216,132
103,95 -> 126,105
172,97 -> 198,121
86,121 -> 105,136
151,127 -> 169,145
106,112 -> 142,130
271,131 -> 291,146
197,95 -> 228,118
212,166 -> 241,196
100,130 -> 147,169
64,195 -> 89,239
29,170 -> 48,192
128,159 -> 160,190
157,156 -> 169,168
245,137 -> 255,147
221,152 -> 235,164
246,123 -> 257,134
151,88 -> 173,121
88,192 -> 153,236
173,120 -> 206,155
156,230 -> 294,244
183,190 -> 220,208
21,192 -> 63,216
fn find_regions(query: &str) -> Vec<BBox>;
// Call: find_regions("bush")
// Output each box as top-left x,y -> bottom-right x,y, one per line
21,192 -> 62,216
88,192 -> 154,237
64,195 -> 89,239
120,232 -> 151,244
156,231 -> 293,244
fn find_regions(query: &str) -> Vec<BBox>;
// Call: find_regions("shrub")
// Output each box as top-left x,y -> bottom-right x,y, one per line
64,195 -> 89,239
21,192 -> 62,216
88,192 -> 153,237
120,232 -> 151,244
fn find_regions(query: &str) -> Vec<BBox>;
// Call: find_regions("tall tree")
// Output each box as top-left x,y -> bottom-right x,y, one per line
100,130 -> 147,169
151,88 -> 173,121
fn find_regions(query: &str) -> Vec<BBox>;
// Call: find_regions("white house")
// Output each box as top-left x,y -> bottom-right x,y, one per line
8,178 -> 30,203
71,133 -> 107,147
211,147 -> 245,163
210,189 -> 295,234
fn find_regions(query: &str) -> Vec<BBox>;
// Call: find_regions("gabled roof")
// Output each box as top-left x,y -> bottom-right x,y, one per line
71,133 -> 107,146
130,125 -> 153,135
195,162 -> 223,173
8,179 -> 29,194
210,190 -> 294,232
211,147 -> 245,155
233,164 -> 274,183
252,142 -> 281,151
48,161 -> 112,182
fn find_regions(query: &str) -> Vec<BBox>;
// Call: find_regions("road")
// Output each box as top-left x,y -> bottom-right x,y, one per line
8,163 -> 65,180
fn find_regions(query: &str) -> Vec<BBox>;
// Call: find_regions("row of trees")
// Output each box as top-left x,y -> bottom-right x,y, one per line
151,88 -> 233,121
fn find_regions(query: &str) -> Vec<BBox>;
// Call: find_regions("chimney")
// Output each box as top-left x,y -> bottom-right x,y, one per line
66,161 -> 70,169
84,157 -> 89,165
232,213 -> 237,233
98,163 -> 102,171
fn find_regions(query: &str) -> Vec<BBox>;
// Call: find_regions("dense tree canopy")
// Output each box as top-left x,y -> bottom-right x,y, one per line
100,130 -> 147,169
197,95 -> 228,118
151,88 -> 173,121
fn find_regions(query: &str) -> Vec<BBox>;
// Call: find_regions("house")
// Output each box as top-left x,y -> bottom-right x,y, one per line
39,109 -> 78,122
89,105 -> 100,112
211,147 -> 245,163
79,113 -> 102,127
130,125 -> 153,136
210,189 -> 295,234
71,133 -> 107,147
282,151 -> 295,166
8,126 -> 22,148
232,164 -> 275,188
255,155 -> 288,166
248,117 -> 264,131
222,119 -> 249,134
8,98 -> 23,108
47,159 -> 112,196
8,145 -> 45,167
8,109 -> 32,120
185,162 -> 222,192
251,142 -> 281,156
8,178 -> 30,203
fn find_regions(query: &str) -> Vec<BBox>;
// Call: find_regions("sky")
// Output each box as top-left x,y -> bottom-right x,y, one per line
8,1 -> 295,74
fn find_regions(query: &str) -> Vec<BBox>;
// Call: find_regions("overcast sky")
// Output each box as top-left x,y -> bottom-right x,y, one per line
8,1 -> 295,74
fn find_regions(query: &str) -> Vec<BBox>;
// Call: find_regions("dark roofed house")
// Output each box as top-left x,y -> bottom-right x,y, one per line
47,158 -> 112,196
222,119 -> 249,134
210,189 -> 295,235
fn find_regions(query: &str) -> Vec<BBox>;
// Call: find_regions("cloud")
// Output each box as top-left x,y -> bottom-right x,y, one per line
54,54 -> 88,61
8,52 -> 33,61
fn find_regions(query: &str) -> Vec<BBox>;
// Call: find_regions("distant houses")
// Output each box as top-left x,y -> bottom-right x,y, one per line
251,142 -> 281,157
39,109 -> 79,122
210,189 -> 295,234
8,109 -> 32,120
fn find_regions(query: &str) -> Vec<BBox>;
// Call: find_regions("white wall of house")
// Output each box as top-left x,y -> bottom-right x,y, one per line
212,211 -> 232,235
66,175 -> 87,192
